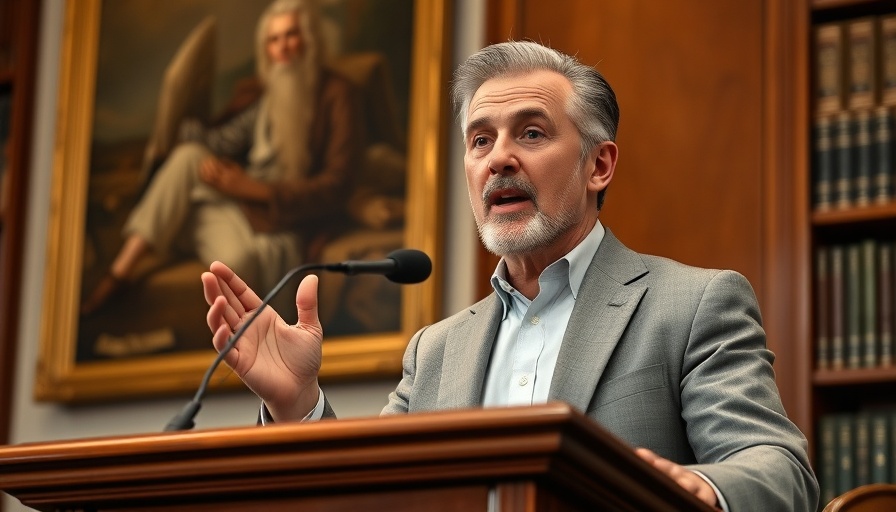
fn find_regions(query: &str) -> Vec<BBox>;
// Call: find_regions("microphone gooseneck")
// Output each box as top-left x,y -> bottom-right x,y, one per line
163,249 -> 432,431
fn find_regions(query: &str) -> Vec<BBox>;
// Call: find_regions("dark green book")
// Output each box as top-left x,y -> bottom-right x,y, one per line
874,106 -> 894,204
854,109 -> 873,206
815,115 -> 835,211
819,414 -> 839,505
871,412 -> 889,483
879,242 -> 893,367
847,243 -> 862,369
831,245 -> 846,370
837,414 -> 855,495
890,409 -> 896,483
861,239 -> 877,367
855,412 -> 871,486
835,110 -> 854,209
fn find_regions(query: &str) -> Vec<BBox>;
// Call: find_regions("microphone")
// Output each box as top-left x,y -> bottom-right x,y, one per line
323,248 -> 432,283
163,249 -> 432,431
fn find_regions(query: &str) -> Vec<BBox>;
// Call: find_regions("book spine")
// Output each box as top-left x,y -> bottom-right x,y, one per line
815,115 -> 835,211
862,239 -> 878,367
831,245 -> 846,370
881,15 -> 896,106
854,109 -> 874,206
819,414 -> 838,505
847,243 -> 862,369
855,412 -> 871,486
874,105 -> 894,204
880,242 -> 893,367
816,22 -> 846,115
871,412 -> 889,484
837,414 -> 855,495
891,410 -> 896,483
816,246 -> 831,370
835,110 -> 854,209
847,18 -> 879,111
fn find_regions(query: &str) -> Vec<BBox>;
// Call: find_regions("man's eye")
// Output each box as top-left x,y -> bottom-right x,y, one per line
473,136 -> 488,147
523,129 -> 543,139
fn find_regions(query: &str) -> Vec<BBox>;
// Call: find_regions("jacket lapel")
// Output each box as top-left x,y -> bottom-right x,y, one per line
548,229 -> 649,412
436,295 -> 503,409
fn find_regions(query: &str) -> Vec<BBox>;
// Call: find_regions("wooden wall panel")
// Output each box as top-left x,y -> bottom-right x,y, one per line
482,0 -> 808,421
486,0 -> 764,292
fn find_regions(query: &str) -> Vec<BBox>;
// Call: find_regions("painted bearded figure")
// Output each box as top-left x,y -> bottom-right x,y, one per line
81,0 -> 362,317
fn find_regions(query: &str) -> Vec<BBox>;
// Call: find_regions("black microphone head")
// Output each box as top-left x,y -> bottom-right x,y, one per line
386,249 -> 432,284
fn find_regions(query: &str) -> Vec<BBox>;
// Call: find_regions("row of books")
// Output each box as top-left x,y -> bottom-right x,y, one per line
812,106 -> 895,210
814,240 -> 895,371
813,15 -> 896,211
814,15 -> 896,115
817,410 -> 896,506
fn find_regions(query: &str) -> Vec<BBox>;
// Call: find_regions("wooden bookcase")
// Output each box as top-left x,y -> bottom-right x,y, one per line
0,0 -> 39,451
807,0 -> 896,504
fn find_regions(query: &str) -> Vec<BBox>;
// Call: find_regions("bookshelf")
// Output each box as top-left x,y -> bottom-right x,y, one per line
808,0 -> 896,504
0,0 -> 39,454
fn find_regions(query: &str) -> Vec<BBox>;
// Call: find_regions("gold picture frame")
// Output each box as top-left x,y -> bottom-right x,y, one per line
36,0 -> 449,403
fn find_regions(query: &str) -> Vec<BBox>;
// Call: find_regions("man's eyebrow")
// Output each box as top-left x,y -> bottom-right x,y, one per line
465,107 -> 553,135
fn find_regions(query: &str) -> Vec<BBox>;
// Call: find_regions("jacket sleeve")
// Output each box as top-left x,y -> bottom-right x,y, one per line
681,270 -> 819,512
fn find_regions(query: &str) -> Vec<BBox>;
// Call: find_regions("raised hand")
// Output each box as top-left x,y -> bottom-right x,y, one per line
202,261 -> 323,421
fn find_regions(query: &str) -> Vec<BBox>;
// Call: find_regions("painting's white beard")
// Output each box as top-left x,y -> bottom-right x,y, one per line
264,58 -> 317,181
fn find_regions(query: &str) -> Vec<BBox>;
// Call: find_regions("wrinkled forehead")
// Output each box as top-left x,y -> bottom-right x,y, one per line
465,70 -> 573,131
266,10 -> 301,36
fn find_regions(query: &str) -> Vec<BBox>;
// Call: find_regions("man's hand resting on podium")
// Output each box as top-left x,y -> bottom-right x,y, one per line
202,261 -> 322,422
635,448 -> 722,510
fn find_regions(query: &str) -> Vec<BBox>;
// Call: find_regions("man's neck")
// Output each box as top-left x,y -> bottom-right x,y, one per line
502,217 -> 597,300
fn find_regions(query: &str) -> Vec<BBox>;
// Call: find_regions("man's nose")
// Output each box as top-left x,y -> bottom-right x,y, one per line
488,138 -> 520,175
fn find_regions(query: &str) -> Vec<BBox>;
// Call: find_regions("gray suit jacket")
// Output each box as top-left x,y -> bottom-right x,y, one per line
326,229 -> 818,511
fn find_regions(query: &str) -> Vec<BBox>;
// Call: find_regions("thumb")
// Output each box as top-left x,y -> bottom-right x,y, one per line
296,274 -> 322,333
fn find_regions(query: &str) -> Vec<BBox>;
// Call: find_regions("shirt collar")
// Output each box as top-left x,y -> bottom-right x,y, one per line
490,220 -> 606,319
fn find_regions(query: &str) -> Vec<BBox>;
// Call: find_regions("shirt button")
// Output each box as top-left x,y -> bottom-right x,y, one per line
519,376 -> 528,386
530,316 -> 540,325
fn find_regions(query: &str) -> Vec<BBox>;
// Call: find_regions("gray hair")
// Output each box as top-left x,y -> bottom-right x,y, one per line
451,41 -> 619,209
255,0 -> 324,84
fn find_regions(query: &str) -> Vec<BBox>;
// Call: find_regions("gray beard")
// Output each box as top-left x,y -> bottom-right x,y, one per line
475,175 -> 579,256
264,59 -> 316,180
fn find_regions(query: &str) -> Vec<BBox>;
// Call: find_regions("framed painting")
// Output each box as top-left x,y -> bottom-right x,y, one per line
36,0 -> 450,402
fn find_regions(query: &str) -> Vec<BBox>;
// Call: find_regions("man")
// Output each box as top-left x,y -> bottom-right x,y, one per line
202,41 -> 819,511
80,0 -> 361,315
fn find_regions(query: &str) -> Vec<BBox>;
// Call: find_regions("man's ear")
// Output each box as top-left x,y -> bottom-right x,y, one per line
587,141 -> 618,194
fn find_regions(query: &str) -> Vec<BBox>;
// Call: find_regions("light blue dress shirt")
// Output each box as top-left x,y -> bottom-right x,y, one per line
482,221 -> 605,406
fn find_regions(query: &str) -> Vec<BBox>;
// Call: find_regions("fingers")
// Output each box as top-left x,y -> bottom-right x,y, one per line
204,262 -> 261,341
208,261 -> 261,313
634,448 -> 719,508
201,271 -> 223,305
296,274 -> 322,335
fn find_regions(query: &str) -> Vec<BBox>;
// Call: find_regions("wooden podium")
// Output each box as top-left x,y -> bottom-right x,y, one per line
0,403 -> 714,511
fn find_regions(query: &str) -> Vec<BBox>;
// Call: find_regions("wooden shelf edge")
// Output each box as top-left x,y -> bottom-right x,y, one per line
813,0 -> 894,11
811,202 -> 896,225
813,366 -> 896,386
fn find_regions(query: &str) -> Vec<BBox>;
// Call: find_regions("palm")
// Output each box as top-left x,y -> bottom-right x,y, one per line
233,308 -> 321,406
202,261 -> 323,417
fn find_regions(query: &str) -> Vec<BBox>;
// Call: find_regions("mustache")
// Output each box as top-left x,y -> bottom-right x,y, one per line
481,176 -> 538,207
